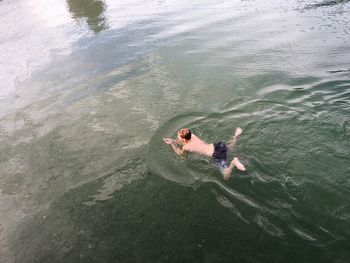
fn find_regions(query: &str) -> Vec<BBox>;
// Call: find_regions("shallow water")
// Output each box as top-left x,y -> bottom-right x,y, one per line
1,0 -> 350,262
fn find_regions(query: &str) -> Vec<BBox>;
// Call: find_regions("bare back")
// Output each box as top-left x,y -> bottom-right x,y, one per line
182,134 -> 214,157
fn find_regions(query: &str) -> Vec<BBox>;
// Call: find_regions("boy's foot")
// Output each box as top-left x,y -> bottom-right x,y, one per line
235,127 -> 243,137
232,157 -> 246,171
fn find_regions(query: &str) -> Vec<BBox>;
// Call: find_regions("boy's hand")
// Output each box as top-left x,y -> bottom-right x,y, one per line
163,138 -> 175,145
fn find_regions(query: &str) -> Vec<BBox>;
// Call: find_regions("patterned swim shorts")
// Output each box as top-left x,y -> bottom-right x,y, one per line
212,142 -> 228,172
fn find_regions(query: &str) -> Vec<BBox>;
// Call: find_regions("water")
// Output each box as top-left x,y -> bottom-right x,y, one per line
1,0 -> 350,262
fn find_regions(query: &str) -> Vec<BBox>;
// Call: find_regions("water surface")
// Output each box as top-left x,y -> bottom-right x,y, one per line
0,0 -> 350,262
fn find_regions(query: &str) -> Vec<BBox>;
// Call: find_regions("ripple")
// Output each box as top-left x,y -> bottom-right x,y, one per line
292,226 -> 317,242
214,192 -> 249,224
254,214 -> 285,238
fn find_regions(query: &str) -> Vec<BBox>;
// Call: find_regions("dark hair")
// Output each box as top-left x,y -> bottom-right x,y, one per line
179,128 -> 191,140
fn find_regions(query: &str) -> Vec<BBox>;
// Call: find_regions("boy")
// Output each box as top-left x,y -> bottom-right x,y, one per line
163,128 -> 245,180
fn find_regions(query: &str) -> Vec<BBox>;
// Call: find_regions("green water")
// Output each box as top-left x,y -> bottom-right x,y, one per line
0,0 -> 350,262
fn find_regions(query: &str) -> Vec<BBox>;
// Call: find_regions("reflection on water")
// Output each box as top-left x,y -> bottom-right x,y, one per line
305,0 -> 350,9
66,0 -> 108,32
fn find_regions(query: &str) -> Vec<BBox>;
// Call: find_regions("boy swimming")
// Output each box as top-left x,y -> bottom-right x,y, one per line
163,128 -> 246,180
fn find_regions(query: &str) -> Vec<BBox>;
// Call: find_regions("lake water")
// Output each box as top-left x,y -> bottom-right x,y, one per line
1,0 -> 350,262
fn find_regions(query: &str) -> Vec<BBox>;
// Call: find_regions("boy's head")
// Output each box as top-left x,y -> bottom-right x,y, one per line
177,128 -> 191,143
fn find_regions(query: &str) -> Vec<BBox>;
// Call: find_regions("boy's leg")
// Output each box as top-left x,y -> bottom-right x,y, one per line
223,157 -> 246,181
227,127 -> 242,150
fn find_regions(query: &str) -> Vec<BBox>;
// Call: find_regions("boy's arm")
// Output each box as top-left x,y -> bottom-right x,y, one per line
170,143 -> 185,155
163,138 -> 186,156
